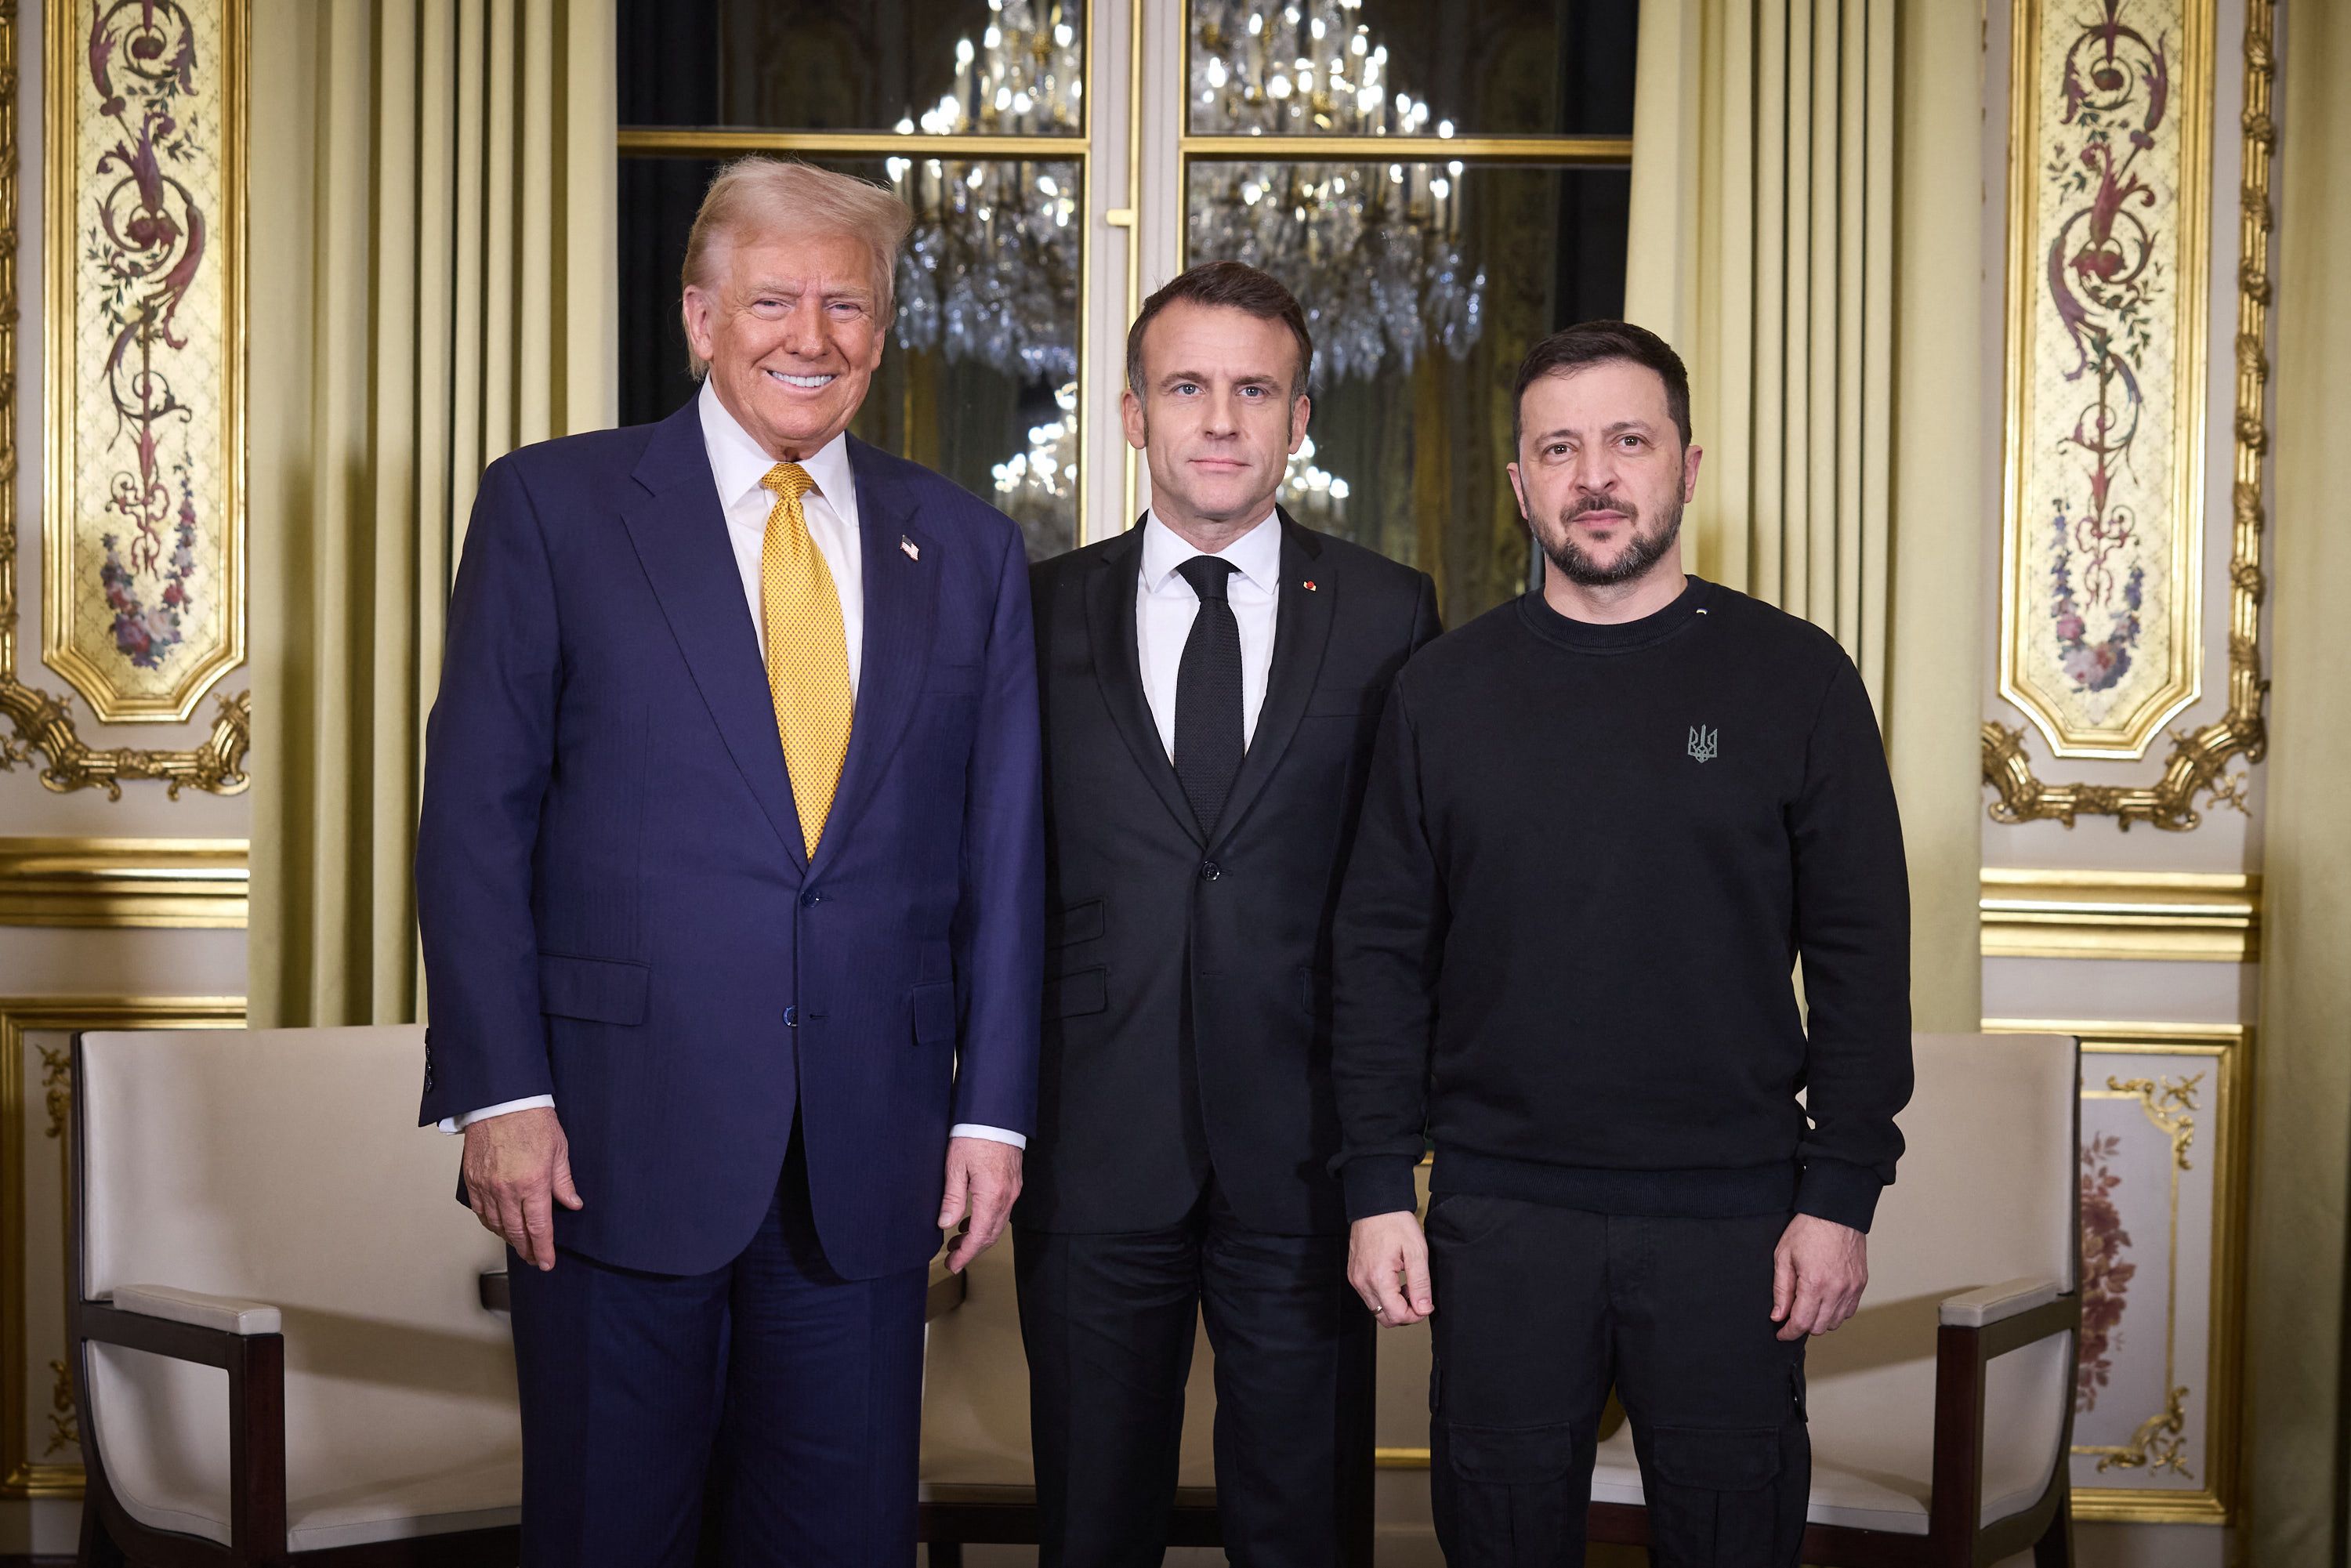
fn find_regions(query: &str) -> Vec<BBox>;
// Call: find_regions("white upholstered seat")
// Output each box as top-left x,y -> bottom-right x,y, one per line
1590,1032 -> 2078,1537
77,1026 -> 520,1553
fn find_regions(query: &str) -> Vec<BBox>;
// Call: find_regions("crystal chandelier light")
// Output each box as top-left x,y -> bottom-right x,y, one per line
883,0 -> 1082,382
1187,0 -> 1487,385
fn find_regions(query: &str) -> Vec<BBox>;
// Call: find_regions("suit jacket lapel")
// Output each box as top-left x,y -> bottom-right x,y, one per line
816,436 -> 938,865
1209,512 -> 1332,852
621,401 -> 808,868
1085,516 -> 1204,846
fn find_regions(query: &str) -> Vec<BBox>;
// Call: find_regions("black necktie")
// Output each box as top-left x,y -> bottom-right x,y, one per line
1173,555 -> 1245,834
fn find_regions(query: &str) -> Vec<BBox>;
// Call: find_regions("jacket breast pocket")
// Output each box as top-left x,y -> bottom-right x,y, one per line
538,953 -> 650,1025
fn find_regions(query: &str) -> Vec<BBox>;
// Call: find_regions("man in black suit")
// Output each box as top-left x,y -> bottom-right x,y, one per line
1016,261 -> 1442,1566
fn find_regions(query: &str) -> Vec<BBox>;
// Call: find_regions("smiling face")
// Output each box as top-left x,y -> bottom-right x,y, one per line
681,227 -> 887,460
1507,359 -> 1703,588
1121,300 -> 1310,536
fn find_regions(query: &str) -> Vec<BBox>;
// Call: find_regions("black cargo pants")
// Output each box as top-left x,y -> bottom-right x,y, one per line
1426,1194 -> 1809,1566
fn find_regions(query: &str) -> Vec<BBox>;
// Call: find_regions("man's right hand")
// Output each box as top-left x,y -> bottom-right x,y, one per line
461,1106 -> 582,1271
1348,1210 -> 1434,1326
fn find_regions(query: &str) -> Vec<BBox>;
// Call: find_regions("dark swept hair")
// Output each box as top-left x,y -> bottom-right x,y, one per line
1125,261 -> 1314,400
1510,320 -> 1693,452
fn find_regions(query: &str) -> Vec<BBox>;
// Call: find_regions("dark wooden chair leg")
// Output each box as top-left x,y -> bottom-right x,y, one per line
2034,1474 -> 2075,1566
79,1490 -> 129,1567
927,1544 -> 965,1567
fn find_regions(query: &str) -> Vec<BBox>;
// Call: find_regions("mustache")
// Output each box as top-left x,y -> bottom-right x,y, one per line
1560,494 -> 1637,525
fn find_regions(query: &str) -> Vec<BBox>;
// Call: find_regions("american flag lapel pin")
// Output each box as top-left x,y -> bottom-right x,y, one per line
1302,579 -> 1317,592
900,534 -> 921,562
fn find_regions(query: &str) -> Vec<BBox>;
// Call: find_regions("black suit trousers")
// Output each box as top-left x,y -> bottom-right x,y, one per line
1015,1180 -> 1375,1567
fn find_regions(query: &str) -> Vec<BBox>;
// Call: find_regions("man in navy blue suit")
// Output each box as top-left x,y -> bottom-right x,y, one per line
415,158 -> 1042,1566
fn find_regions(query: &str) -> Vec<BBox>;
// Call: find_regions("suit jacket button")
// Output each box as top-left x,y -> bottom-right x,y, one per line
784,1005 -> 799,1027
1199,861 -> 1223,882
800,889 -> 820,907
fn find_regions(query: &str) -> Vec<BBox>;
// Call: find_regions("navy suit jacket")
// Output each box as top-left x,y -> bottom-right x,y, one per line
415,399 -> 1043,1280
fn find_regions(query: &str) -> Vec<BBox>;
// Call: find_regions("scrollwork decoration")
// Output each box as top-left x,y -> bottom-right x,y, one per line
1985,0 -> 2272,829
0,0 -> 249,796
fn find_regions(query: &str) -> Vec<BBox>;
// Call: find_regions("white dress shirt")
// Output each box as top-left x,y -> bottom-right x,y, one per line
1136,508 -> 1283,759
446,381 -> 1023,1150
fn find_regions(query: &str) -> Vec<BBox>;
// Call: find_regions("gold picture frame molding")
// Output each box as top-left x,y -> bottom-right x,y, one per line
1979,868 -> 2259,962
1987,1020 -> 2251,1525
0,0 -> 250,797
1983,0 -> 2273,829
0,835 -> 249,927
0,996 -> 248,1499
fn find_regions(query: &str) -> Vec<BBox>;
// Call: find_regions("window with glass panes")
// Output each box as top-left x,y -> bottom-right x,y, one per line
615,1 -> 1635,620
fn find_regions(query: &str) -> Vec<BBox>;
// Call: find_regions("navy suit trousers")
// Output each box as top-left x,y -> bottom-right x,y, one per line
507,1128 -> 929,1566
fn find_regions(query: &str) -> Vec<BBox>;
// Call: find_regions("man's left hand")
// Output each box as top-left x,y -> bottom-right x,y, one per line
938,1136 -> 1024,1273
1773,1213 -> 1868,1340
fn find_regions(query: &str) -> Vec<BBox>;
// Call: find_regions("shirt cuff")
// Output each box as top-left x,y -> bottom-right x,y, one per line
437,1095 -> 556,1135
1795,1157 -> 1886,1233
949,1123 -> 1028,1150
1340,1154 -> 1422,1223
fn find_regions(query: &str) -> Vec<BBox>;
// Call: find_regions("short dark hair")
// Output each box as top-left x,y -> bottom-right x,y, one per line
1125,261 -> 1314,400
1511,320 -> 1693,452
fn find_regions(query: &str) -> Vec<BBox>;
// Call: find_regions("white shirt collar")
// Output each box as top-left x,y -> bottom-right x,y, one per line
1139,507 -> 1284,596
697,377 -> 859,525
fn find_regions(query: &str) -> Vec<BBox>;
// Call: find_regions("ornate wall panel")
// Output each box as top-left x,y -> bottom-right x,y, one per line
1991,1020 -> 2248,1522
1,998 -> 245,1498
43,0 -> 244,722
1983,0 -> 2273,828
1998,0 -> 2212,759
0,0 -> 248,796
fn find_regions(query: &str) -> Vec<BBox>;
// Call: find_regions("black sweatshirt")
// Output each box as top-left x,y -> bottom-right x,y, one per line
1330,577 -> 1912,1234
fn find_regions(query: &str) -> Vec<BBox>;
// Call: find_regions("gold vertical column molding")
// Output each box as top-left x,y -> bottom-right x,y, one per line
0,837 -> 250,928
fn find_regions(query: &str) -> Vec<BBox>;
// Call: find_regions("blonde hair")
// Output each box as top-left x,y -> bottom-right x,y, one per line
679,158 -> 915,378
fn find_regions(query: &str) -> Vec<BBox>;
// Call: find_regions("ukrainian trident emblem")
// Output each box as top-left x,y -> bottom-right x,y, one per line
1687,726 -> 1719,763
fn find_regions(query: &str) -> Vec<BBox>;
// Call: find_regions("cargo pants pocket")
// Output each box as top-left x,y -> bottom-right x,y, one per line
1431,1420 -> 1592,1568
1642,1421 -> 1809,1568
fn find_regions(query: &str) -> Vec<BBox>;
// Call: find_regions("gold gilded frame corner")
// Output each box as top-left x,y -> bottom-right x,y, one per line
1,997 -> 248,1499
0,0 -> 250,796
1983,0 -> 2272,829
1986,1020 -> 2251,1524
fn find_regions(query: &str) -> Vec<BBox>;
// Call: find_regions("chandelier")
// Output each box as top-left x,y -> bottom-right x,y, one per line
884,0 -> 1081,382
1186,0 -> 1487,385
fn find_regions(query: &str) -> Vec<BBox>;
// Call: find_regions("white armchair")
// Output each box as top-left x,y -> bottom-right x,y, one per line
1586,1031 -> 2082,1566
70,1026 -> 522,1566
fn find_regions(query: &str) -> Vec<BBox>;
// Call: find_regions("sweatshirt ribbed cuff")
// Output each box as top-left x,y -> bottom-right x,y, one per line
1795,1158 -> 1885,1233
1342,1154 -> 1422,1223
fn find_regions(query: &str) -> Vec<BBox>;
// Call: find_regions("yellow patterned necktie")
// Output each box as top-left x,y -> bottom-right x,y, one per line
759,462 -> 853,857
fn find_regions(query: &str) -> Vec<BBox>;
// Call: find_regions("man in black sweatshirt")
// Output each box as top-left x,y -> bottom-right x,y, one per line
1332,321 -> 1911,1566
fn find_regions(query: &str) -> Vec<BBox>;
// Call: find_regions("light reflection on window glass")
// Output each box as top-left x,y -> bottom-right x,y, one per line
620,1 -> 1086,138
1186,0 -> 1639,139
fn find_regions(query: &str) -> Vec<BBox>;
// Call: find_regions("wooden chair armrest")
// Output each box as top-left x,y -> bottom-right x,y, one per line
113,1283 -> 281,1336
78,1298 -> 289,1558
1926,1290 -> 2081,1552
1939,1276 -> 2064,1330
481,1269 -> 512,1313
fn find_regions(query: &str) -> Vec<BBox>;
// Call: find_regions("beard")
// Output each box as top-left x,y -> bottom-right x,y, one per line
1536,493 -> 1685,587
